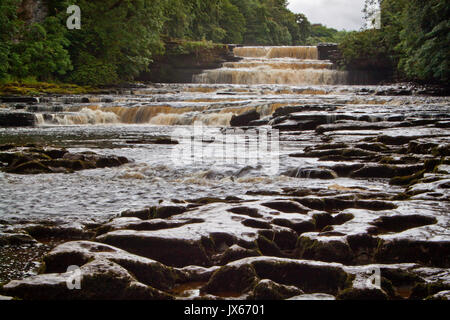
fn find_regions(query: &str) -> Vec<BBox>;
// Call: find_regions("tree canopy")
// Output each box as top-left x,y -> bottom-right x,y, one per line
0,0 -> 318,85
340,0 -> 449,83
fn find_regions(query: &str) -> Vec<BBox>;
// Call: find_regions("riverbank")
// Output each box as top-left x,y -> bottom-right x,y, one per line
0,82 -> 448,300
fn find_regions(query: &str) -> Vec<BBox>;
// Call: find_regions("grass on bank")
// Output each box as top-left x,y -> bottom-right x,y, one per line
0,78 -> 99,96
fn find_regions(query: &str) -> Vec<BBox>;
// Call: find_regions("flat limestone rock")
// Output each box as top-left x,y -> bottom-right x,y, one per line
1,259 -> 172,300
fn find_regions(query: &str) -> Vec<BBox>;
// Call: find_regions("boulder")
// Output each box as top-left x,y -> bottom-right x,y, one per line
250,279 -> 303,300
97,230 -> 212,267
201,263 -> 259,296
0,259 -> 172,300
230,110 -> 260,127
261,201 -> 309,214
0,112 -> 36,127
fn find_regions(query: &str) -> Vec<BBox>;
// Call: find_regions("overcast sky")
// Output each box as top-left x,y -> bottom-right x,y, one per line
288,0 -> 366,31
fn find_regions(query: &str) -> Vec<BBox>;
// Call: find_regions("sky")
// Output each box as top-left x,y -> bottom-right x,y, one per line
288,0 -> 366,31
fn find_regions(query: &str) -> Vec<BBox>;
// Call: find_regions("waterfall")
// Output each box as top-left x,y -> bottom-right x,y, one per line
33,104 -> 272,127
193,46 -> 348,85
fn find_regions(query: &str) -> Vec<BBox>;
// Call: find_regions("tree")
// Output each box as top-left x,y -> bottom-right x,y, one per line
0,0 -> 20,80
219,0 -> 246,44
294,13 -> 311,45
66,0 -> 166,85
397,0 -> 449,82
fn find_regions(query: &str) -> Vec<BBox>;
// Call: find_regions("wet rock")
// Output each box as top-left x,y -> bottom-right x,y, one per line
153,205 -> 187,219
126,137 -> 179,145
375,239 -> 450,268
350,164 -> 423,179
248,118 -> 269,126
97,217 -> 203,235
1,147 -> 130,174
5,160 -> 53,174
408,141 -> 438,154
427,290 -> 450,300
241,218 -> 272,230
272,105 -> 337,118
0,112 -> 36,127
282,168 -> 337,179
218,245 -> 261,265
178,265 -> 220,282
43,241 -> 180,291
24,224 -> 94,242
296,197 -> 396,212
355,142 -> 389,152
271,218 -> 315,235
0,97 -> 39,104
201,263 -> 259,296
288,293 -> 335,300
261,201 -> 309,214
0,232 -> 37,245
377,135 -> 416,145
230,110 -> 260,127
337,287 -> 388,300
316,122 -> 397,134
409,281 -> 450,300
296,236 -> 353,265
369,215 -> 437,234
97,230 -> 212,267
250,279 -> 303,300
312,212 -> 334,231
0,259 -> 172,300
95,156 -> 125,168
120,205 -> 187,220
389,170 -> 425,186
290,148 -> 377,160
0,144 -> 16,151
346,234 -> 379,264
329,163 -> 364,177
227,207 -> 262,218
256,236 -> 283,257
272,227 -> 299,250
244,257 -> 349,295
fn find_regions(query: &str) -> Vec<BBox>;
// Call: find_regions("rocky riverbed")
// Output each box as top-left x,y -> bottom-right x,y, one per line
0,83 -> 449,300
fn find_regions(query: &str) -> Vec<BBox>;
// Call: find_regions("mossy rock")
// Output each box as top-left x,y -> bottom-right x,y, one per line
296,237 -> 353,265
250,258 -> 349,295
389,169 -> 425,186
250,279 -> 303,300
218,245 -> 261,265
409,281 -> 450,300
5,160 -> 52,174
256,236 -> 283,257
337,287 -> 388,300
201,263 -> 259,296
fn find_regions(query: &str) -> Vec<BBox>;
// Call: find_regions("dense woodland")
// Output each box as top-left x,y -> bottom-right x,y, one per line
340,0 -> 449,83
0,0 -> 448,86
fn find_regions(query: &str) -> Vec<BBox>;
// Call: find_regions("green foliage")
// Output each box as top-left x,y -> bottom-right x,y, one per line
307,24 -> 349,45
12,17 -> 72,81
341,0 -> 449,83
68,52 -> 118,86
66,0 -> 165,85
339,29 -> 391,69
397,0 -> 449,82
0,0 -> 20,80
0,0 -> 350,86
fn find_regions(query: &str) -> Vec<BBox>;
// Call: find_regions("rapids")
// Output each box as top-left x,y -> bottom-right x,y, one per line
0,82 -> 448,227
193,46 -> 348,85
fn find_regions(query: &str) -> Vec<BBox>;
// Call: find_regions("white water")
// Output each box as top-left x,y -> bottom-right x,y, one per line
193,46 -> 348,85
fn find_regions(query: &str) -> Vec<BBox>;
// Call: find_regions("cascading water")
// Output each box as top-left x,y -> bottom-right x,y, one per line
193,46 -> 348,85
